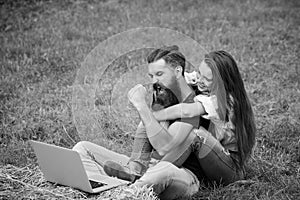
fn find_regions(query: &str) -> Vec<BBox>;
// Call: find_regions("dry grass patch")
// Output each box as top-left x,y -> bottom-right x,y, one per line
0,164 -> 158,200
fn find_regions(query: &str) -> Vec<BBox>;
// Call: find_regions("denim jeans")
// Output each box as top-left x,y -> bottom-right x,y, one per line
72,141 -> 130,177
132,128 -> 243,199
72,140 -> 199,199
182,128 -> 244,185
73,129 -> 243,200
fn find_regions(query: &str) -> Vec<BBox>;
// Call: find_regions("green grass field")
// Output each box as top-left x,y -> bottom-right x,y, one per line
0,0 -> 299,199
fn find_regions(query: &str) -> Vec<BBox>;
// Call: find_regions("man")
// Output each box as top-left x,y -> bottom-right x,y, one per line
73,46 -> 206,199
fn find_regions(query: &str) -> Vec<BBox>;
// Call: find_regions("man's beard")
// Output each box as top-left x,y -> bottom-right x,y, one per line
151,82 -> 179,111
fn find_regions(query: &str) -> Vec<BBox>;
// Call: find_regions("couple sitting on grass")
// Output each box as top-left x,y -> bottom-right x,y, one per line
73,46 -> 256,200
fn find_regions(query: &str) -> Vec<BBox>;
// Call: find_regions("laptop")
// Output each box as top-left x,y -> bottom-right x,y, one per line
30,140 -> 130,193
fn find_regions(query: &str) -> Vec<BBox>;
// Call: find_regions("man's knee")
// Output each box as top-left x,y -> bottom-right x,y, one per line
134,161 -> 175,189
152,161 -> 176,172
143,161 -> 176,181
136,161 -> 197,198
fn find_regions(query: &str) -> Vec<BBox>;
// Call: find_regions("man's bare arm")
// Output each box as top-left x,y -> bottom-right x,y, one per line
136,104 -> 194,156
153,102 -> 206,121
128,84 -> 195,156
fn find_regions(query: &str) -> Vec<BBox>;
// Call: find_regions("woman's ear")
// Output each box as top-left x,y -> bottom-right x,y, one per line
175,66 -> 183,78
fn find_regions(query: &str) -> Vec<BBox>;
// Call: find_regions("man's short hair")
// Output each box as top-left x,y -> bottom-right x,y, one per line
147,45 -> 185,76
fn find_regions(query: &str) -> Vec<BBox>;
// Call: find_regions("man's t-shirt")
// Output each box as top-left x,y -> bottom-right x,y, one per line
178,92 -> 200,128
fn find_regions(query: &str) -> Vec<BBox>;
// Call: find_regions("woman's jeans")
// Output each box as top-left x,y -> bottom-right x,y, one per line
72,129 -> 243,200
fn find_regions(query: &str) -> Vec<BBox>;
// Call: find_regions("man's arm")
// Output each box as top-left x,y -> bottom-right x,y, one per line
128,84 -> 197,156
136,104 -> 194,156
153,102 -> 206,121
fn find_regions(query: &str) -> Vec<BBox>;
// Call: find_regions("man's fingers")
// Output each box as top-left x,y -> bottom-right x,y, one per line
128,84 -> 140,98
128,84 -> 146,100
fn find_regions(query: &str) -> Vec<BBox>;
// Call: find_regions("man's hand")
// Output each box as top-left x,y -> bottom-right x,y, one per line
128,84 -> 147,108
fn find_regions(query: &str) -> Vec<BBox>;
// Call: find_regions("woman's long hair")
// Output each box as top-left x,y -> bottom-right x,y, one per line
205,51 -> 256,168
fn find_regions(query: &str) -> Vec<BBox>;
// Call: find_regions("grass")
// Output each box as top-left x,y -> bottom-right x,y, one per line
0,0 -> 299,199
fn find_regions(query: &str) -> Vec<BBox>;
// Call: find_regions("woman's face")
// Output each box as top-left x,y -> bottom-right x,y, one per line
197,60 -> 213,93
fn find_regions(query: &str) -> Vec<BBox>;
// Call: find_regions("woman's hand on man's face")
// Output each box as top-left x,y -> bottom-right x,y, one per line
128,84 -> 147,108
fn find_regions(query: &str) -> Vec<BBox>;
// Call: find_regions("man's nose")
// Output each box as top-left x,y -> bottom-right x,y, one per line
152,77 -> 158,84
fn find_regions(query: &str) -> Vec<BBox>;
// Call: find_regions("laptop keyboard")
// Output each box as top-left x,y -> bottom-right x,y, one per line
89,180 -> 107,189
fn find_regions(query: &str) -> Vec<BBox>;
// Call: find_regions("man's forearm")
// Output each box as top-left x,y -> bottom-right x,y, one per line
153,104 -> 181,121
135,103 -> 173,153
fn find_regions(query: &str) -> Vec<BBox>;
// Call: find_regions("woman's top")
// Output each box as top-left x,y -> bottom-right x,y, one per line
194,94 -> 238,152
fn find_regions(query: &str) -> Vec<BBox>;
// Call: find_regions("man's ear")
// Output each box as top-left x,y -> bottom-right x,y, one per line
175,66 -> 183,78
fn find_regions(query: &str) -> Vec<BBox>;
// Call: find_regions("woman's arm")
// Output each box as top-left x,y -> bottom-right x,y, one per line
153,101 -> 206,121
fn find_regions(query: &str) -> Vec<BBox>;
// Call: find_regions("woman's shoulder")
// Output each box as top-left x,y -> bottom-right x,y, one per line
193,94 -> 219,120
194,94 -> 217,105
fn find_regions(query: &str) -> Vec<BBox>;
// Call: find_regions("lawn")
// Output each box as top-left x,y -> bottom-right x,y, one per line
0,0 -> 299,199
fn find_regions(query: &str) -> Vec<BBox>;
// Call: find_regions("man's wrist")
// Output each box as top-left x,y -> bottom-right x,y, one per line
152,111 -> 158,120
134,102 -> 148,111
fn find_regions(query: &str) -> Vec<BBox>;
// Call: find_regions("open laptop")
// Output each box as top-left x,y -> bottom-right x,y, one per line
30,140 -> 130,193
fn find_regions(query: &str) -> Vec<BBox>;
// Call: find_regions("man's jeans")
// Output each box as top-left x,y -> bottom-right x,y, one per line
72,141 -> 199,199
73,130 -> 243,200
